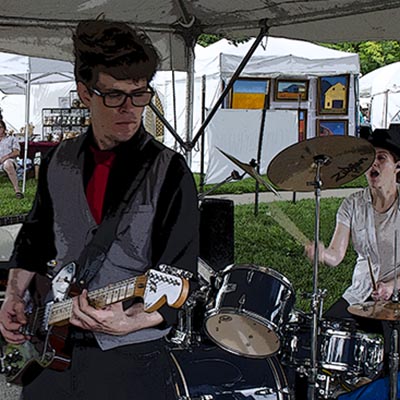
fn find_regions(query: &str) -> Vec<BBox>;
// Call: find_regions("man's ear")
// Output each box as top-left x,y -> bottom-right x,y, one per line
77,82 -> 91,108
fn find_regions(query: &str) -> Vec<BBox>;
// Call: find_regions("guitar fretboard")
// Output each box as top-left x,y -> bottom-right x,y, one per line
48,276 -> 140,325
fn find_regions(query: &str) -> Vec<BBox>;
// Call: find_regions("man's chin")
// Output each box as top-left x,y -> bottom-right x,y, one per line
114,124 -> 139,140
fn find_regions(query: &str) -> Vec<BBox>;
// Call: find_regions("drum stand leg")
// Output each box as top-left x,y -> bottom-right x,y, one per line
307,156 -> 329,400
389,322 -> 399,400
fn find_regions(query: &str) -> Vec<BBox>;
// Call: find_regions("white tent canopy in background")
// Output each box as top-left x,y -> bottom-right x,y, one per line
195,37 -> 359,78
0,52 -> 75,134
359,62 -> 400,130
154,37 -> 359,183
0,52 -> 75,191
0,53 -> 74,94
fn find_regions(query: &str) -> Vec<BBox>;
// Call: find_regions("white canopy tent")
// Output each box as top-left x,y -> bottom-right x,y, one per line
0,1 -> 398,166
359,62 -> 400,130
0,1 -> 398,65
155,37 -> 359,183
0,52 -> 75,191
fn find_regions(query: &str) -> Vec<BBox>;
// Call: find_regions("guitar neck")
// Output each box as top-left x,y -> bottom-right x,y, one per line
48,275 -> 147,326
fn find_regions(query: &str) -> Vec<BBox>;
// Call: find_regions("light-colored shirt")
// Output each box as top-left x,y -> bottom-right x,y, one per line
337,186 -> 400,305
0,135 -> 20,162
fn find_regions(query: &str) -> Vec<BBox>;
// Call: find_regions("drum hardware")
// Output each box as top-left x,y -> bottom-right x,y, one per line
216,147 -> 279,196
170,288 -> 209,348
197,169 -> 242,201
267,136 -> 375,400
197,257 -> 216,286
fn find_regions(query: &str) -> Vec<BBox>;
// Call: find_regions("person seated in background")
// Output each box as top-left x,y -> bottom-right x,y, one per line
305,123 -> 400,363
0,119 -> 23,199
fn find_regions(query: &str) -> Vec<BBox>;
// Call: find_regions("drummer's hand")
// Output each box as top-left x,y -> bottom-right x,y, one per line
304,241 -> 326,264
371,281 -> 393,301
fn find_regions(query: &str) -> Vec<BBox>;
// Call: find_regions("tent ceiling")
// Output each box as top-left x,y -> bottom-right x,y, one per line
0,1 -> 399,71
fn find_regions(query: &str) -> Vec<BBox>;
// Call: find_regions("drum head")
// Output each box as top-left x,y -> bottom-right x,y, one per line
205,311 -> 280,357
170,344 -> 292,399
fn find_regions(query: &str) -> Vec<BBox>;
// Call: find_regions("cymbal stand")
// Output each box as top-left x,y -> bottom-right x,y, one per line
197,170 -> 243,201
389,230 -> 399,400
389,323 -> 399,400
308,155 -> 330,400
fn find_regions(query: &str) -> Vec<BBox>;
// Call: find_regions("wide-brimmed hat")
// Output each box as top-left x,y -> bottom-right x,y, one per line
361,123 -> 400,159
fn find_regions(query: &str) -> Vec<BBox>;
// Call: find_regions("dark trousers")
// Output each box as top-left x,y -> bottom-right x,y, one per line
22,338 -> 177,400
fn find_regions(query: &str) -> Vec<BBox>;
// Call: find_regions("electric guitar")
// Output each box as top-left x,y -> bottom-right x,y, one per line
0,263 -> 190,385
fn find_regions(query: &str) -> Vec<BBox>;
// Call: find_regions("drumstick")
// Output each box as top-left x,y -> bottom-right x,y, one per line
267,203 -> 311,246
367,256 -> 377,291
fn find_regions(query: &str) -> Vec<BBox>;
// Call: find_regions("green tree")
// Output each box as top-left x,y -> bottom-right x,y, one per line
320,41 -> 400,75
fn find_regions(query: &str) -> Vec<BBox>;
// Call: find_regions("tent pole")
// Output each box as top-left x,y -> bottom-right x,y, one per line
184,42 -> 195,166
199,75 -> 206,194
189,24 -> 268,149
254,83 -> 270,216
22,68 -> 31,194
385,89 -> 389,128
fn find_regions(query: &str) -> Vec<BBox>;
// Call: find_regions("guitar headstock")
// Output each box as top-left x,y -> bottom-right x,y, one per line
144,269 -> 189,312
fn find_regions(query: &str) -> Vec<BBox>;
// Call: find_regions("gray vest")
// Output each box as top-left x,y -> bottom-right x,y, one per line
47,133 -> 176,350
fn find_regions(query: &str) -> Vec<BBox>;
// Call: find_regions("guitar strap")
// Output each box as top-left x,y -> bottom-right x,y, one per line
75,138 -> 163,289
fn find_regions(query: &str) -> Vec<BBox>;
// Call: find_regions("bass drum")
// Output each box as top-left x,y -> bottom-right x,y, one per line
170,344 -> 293,399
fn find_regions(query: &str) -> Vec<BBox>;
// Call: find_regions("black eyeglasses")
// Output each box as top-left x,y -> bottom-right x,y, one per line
90,87 -> 154,108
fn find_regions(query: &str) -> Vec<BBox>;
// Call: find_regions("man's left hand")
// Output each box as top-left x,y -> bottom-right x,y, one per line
69,290 -> 163,335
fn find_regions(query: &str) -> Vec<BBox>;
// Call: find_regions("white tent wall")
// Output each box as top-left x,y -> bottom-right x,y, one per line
1,81 -> 76,141
206,109 -> 298,184
155,37 -> 359,183
359,62 -> 400,130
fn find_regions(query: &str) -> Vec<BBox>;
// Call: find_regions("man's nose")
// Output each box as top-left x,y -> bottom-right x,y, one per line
120,96 -> 137,111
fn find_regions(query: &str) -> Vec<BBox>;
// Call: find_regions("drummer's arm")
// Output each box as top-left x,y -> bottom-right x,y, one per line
305,222 -> 350,267
322,223 -> 350,266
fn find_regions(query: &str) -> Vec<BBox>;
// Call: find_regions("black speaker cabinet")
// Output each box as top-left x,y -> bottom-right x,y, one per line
199,198 -> 234,271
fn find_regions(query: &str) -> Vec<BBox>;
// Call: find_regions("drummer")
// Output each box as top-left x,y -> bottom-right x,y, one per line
305,123 -> 400,353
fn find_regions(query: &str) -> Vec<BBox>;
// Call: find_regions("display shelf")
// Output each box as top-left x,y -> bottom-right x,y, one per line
42,107 -> 91,141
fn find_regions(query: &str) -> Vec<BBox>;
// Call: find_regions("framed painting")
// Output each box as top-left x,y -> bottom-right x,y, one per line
229,78 -> 270,109
298,109 -> 307,141
317,119 -> 348,136
274,79 -> 308,101
318,75 -> 349,114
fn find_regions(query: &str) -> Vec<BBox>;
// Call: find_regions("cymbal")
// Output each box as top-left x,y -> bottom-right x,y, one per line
217,147 -> 279,196
267,136 -> 375,191
348,301 -> 400,321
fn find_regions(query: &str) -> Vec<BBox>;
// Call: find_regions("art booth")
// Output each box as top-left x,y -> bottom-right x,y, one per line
153,37 -> 360,185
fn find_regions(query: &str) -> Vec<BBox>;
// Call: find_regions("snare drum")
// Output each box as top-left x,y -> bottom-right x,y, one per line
204,264 -> 295,357
170,344 -> 292,399
281,317 -> 384,377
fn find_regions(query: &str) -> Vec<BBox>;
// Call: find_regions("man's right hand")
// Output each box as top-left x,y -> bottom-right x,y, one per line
0,295 -> 28,344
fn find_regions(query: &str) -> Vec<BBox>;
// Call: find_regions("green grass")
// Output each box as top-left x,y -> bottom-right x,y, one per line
195,173 -> 367,195
0,175 -> 355,313
0,176 -> 37,217
234,199 -> 355,312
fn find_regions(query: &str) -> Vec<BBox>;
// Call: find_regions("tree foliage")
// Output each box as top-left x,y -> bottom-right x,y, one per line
318,41 -> 400,75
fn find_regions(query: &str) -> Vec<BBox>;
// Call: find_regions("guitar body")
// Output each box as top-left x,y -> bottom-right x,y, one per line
3,321 -> 71,385
1,266 -> 189,385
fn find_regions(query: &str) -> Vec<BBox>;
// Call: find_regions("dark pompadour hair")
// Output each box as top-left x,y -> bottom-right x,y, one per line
73,20 -> 160,87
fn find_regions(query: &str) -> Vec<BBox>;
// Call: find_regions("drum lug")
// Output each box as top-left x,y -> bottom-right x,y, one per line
224,283 -> 237,293
238,293 -> 246,311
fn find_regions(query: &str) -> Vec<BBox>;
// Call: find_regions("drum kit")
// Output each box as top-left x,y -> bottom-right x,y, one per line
167,135 -> 400,399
